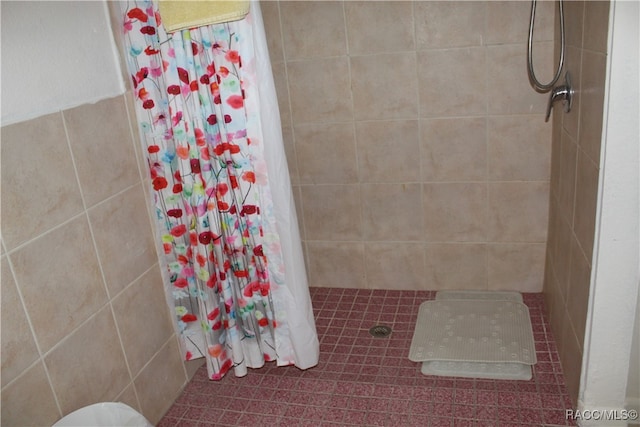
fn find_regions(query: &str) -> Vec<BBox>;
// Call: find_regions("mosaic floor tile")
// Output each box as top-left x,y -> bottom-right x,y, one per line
157,288 -> 577,427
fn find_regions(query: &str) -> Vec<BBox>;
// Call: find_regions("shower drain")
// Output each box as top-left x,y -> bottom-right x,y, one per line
368,325 -> 392,338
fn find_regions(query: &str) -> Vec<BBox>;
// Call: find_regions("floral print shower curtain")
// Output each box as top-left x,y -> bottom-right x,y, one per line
122,1 -> 312,380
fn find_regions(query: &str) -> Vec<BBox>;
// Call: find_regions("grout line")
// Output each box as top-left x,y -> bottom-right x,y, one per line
60,111 -> 117,332
413,0 -> 428,296
2,101 -> 159,420
292,111 -> 547,128
122,92 -> 148,187
3,181 -> 144,258
276,1 -> 311,274
159,280 -> 570,426
483,2 -> 491,293
119,93 -> 172,412
294,179 -> 551,187
338,0 -> 367,289
60,108 -> 90,216
3,253 -> 63,418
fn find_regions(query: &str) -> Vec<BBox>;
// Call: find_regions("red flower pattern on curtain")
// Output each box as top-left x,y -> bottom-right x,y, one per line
122,1 -> 296,380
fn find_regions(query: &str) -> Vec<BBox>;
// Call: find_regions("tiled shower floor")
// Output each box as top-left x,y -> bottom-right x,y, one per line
158,287 -> 577,427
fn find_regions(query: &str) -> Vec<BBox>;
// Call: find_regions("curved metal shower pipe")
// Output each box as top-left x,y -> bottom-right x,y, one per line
527,0 -> 566,93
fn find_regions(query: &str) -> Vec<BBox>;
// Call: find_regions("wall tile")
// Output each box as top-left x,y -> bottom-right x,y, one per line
424,243 -> 487,290
44,306 -> 130,415
114,383 -> 142,414
573,150 -> 599,259
272,0 -> 562,295
134,338 -> 186,425
1,257 -> 39,387
543,1 -> 608,394
292,185 -> 305,240
418,47 -> 486,117
260,1 -> 284,63
363,242 -> 425,290
554,215 -> 573,300
184,359 -> 205,381
1,113 -> 83,250
124,91 -> 148,183
423,183 -> 487,242
562,45 -> 582,141
356,119 -> 420,183
546,196 -> 559,265
567,238 -> 591,349
547,273 -> 567,344
88,184 -> 157,297
546,36 -> 606,395
0,91 -> 186,426
271,61 -> 291,127
578,51 -> 606,165
563,0 -> 585,48
306,241 -> 365,288
11,216 -> 107,353
487,243 -> 546,292
488,182 -> 549,242
346,1 -> 414,54
558,129 -> 577,224
351,52 -> 418,120
551,301 -> 575,358
420,118 -> 487,182
543,254 -> 557,322
487,44 -> 550,115
415,1 -> 485,49
1,362 -> 60,427
287,57 -> 353,124
487,115 -> 551,181
281,126 -> 299,185
583,1 -> 610,54
280,1 -> 346,60
294,122 -> 358,184
64,95 -> 139,208
112,266 -> 174,376
361,183 -> 423,241
560,313 -> 583,405
550,107 -> 563,198
301,185 -> 362,241
486,1 -> 553,45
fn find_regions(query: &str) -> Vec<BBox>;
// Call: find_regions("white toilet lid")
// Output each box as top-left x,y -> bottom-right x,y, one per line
52,402 -> 153,427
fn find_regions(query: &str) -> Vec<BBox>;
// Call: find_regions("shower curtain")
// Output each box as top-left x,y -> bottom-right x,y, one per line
121,0 -> 318,380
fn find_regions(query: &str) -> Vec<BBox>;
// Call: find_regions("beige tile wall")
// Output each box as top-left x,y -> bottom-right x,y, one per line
543,1 -> 610,405
0,95 -> 192,426
262,1 -> 554,292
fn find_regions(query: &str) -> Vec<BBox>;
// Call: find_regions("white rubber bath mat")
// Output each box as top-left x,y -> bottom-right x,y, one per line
435,290 -> 523,303
409,291 -> 536,380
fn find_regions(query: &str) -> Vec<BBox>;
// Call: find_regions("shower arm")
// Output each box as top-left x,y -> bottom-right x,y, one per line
527,0 -> 566,93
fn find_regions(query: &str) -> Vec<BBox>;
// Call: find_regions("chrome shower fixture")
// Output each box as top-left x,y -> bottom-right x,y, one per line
527,0 -> 566,93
